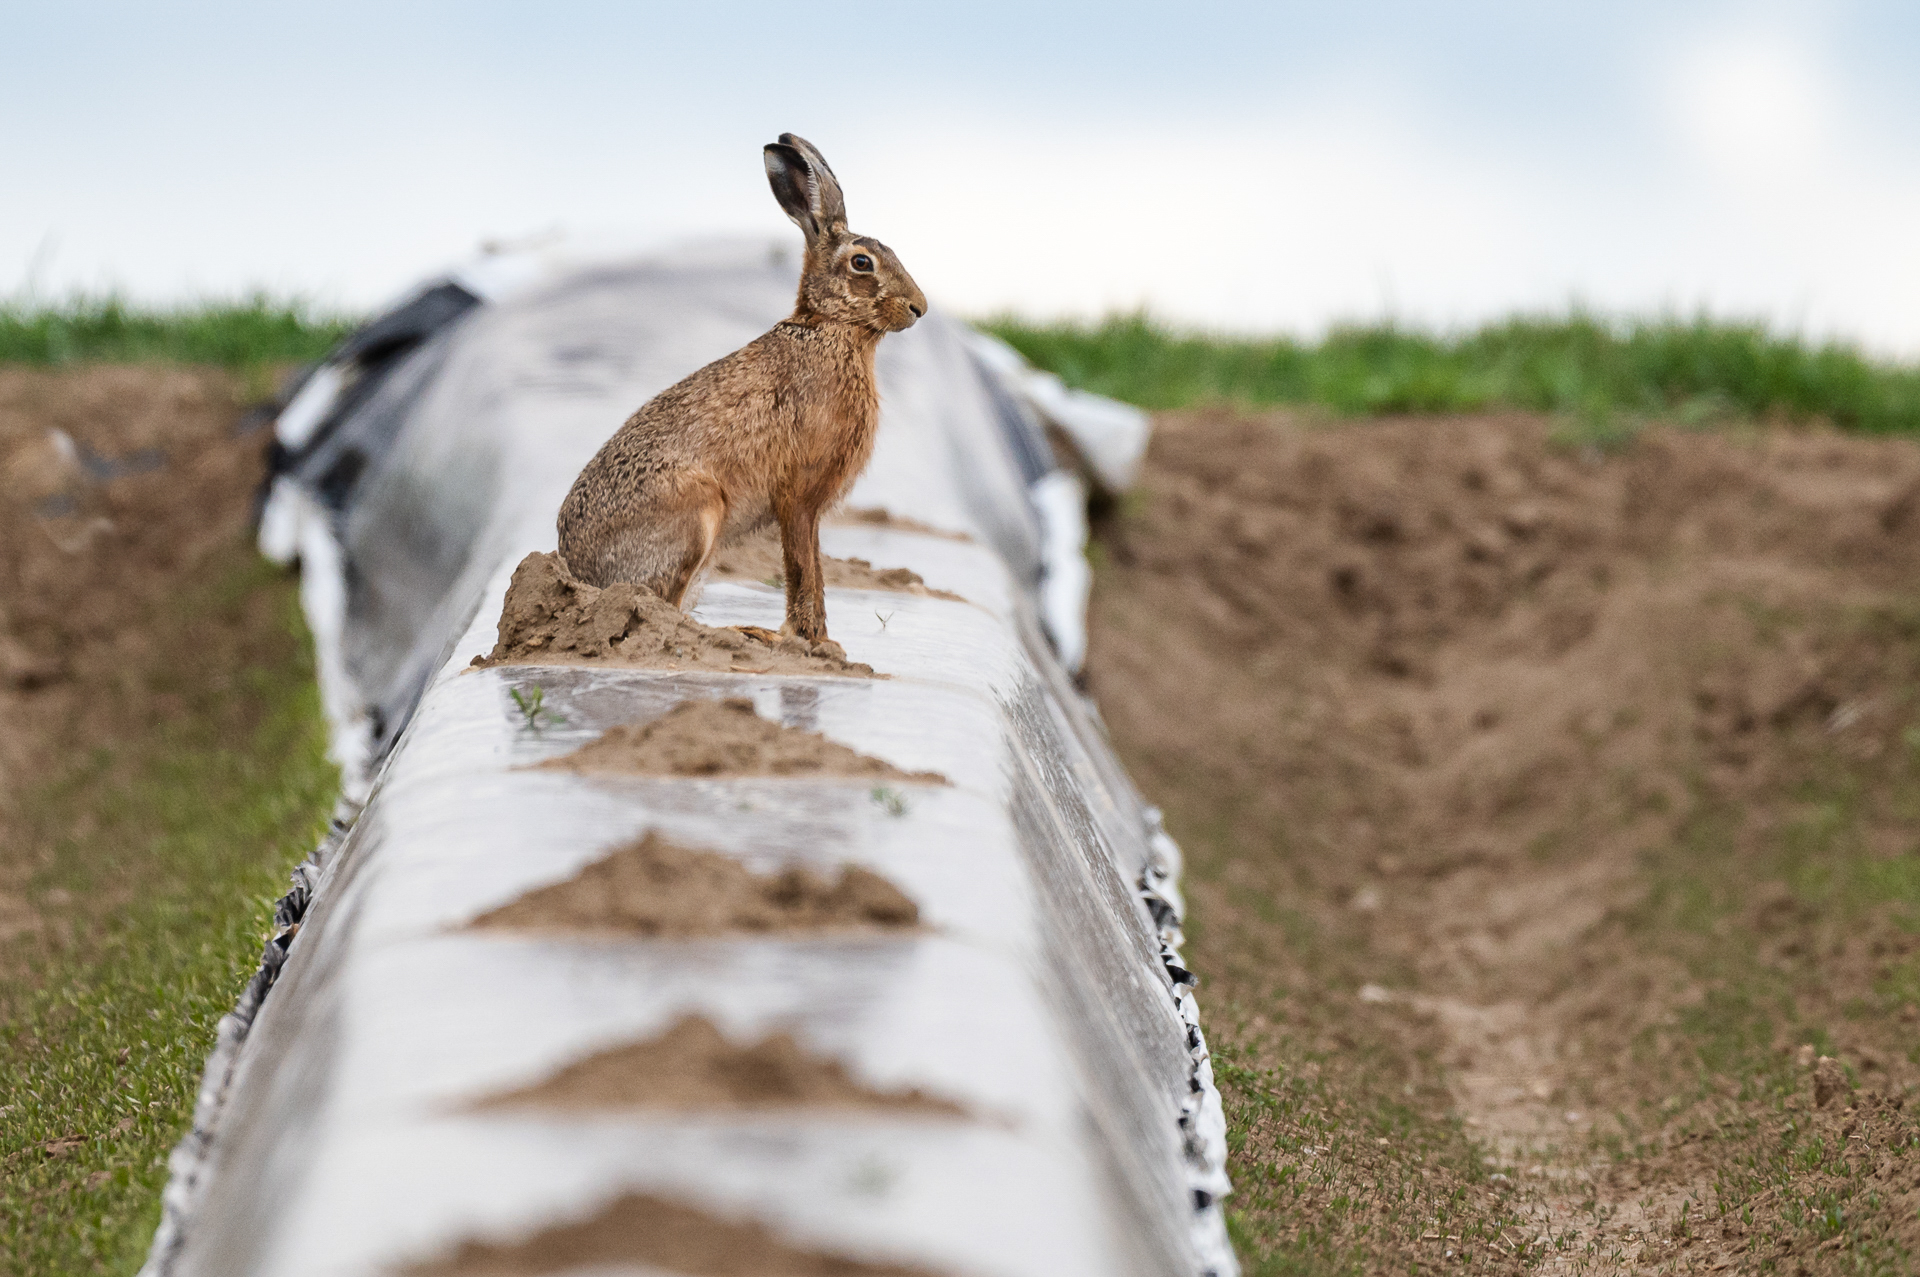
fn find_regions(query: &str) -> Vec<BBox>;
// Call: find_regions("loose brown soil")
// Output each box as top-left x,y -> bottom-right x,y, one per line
475,551 -> 876,676
468,831 -> 920,938
535,697 -> 947,782
472,1012 -> 965,1116
1088,407 -> 1920,1273
708,526 -> 964,601
404,1191 -> 948,1277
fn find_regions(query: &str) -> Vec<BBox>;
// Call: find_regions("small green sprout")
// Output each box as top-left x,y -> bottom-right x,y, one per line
870,786 -> 911,817
509,685 -> 565,732
875,610 -> 894,631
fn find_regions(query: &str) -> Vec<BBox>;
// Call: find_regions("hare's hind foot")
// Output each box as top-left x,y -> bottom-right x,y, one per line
775,618 -> 844,660
732,625 -> 782,645
727,625 -> 847,663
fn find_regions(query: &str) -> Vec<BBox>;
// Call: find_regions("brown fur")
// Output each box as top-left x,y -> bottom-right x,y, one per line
557,134 -> 926,644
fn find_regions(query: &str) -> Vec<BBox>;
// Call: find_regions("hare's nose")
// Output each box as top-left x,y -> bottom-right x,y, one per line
908,302 -> 925,318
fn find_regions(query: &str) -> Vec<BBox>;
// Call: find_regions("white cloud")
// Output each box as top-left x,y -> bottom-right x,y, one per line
5,7 -> 1920,356
1637,19 -> 1920,353
1667,30 -> 1837,180
862,107 -> 1560,334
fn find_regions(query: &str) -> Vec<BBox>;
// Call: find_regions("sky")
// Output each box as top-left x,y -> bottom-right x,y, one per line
6,1 -> 1920,352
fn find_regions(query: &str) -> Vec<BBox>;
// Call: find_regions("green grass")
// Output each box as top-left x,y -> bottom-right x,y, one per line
13,300 -> 1914,440
11,300 -> 1918,439
1615,831 -> 1920,1273
0,555 -> 336,1276
1158,784 -> 1534,1274
1589,597 -> 1920,1271
1216,1038 -> 1537,1275
0,296 -> 355,369
987,311 -> 1920,434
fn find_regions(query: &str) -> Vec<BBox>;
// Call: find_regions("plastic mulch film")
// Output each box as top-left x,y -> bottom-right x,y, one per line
142,241 -> 1238,1277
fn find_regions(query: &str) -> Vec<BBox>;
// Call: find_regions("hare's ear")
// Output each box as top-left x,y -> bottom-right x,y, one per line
764,135 -> 846,241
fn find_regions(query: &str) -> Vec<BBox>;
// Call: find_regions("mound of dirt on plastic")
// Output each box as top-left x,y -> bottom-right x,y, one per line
474,552 -> 874,676
473,1013 -> 965,1116
1088,407 -> 1920,1272
469,832 -> 920,938
536,698 -> 947,782
832,505 -> 971,541
405,1190 -> 947,1277
709,528 -> 964,601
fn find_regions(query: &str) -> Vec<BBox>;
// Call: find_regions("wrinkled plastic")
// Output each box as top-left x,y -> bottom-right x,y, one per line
967,330 -> 1153,497
148,242 -> 1235,1277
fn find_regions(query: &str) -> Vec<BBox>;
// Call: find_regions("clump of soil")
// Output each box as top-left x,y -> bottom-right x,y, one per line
535,698 -> 947,783
1088,406 -> 1920,1272
405,1191 -> 947,1277
472,1013 -> 965,1116
468,832 -> 920,938
473,552 -> 874,676
832,506 -> 970,541
708,528 -> 964,601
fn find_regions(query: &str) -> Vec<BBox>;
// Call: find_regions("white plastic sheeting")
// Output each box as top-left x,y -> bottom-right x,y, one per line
144,242 -> 1235,1277
966,331 -> 1153,498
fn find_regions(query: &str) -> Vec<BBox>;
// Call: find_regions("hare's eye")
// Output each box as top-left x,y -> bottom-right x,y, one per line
850,253 -> 874,273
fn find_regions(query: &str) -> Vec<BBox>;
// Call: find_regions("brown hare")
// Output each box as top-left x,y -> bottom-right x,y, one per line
556,133 -> 926,652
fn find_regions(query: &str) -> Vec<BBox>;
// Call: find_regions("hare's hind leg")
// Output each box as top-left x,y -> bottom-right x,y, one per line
569,476 -> 725,605
659,478 -> 727,608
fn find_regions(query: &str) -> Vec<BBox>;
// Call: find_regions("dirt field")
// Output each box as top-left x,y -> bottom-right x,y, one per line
1088,407 -> 1920,1273
9,363 -> 1920,1274
0,367 -> 333,1273
0,367 -> 309,942
0,367 -> 276,812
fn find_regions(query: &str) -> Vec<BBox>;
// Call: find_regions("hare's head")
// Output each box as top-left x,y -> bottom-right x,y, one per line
765,134 -> 926,334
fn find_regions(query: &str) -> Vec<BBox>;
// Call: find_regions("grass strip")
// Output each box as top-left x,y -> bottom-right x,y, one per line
10,300 -> 1919,437
0,297 -> 355,370
0,553 -> 335,1276
11,299 -> 1916,439
988,312 -> 1920,435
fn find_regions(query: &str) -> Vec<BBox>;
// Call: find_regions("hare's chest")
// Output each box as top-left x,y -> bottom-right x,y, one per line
790,376 -> 876,472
